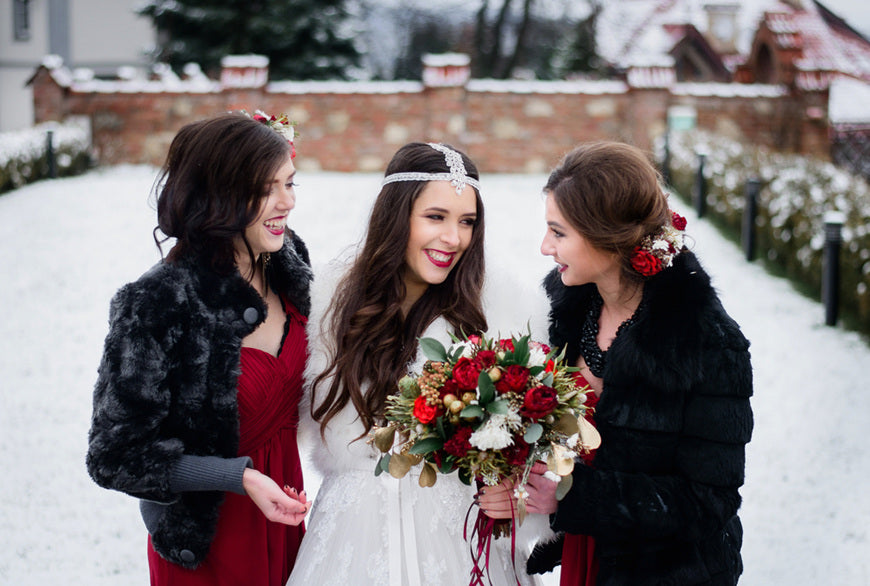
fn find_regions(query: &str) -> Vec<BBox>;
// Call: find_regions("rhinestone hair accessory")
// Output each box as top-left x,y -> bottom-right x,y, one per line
381,143 -> 481,195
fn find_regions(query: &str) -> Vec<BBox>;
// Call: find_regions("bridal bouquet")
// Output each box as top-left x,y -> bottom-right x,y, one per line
372,332 -> 599,509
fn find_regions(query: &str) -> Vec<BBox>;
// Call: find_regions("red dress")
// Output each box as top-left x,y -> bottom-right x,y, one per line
148,301 -> 307,586
560,376 -> 600,586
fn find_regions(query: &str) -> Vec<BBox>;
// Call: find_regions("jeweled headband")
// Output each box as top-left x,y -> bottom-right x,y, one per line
381,143 -> 481,196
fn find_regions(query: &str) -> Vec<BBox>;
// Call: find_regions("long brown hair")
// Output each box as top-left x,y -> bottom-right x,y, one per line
312,142 -> 487,437
545,141 -> 670,286
153,112 -> 293,275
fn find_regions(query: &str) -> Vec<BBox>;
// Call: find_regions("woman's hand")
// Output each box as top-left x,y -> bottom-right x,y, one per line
523,462 -> 559,515
478,462 -> 560,518
242,468 -> 310,526
477,476 -> 518,519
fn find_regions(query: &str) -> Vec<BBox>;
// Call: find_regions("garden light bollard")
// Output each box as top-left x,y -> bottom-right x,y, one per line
693,149 -> 707,218
823,211 -> 845,327
662,128 -> 672,187
46,130 -> 56,179
742,177 -> 760,262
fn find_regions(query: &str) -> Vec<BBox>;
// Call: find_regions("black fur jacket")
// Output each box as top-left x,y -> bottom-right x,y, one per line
529,251 -> 753,586
86,233 -> 312,569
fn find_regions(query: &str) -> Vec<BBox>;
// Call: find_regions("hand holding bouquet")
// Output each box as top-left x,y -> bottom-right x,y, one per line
371,331 -> 600,519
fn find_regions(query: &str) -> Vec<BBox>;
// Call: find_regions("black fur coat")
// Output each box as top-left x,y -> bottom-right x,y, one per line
530,251 -> 753,585
86,233 -> 312,568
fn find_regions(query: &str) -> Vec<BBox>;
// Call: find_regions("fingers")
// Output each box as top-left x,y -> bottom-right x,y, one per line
530,461 -> 548,475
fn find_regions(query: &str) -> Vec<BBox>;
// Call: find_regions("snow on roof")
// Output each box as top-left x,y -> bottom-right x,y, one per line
785,3 -> 870,80
466,79 -> 629,94
829,76 -> 870,123
421,53 -> 471,67
266,80 -> 424,94
220,54 -> 269,68
673,81 -> 787,96
597,0 -> 796,68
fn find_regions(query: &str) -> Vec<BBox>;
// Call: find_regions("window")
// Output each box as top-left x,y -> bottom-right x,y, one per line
13,0 -> 31,41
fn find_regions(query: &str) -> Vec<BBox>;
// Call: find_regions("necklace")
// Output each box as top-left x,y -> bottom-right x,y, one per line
578,291 -> 644,378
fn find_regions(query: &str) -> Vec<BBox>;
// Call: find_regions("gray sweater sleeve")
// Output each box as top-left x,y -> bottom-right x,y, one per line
169,455 -> 253,495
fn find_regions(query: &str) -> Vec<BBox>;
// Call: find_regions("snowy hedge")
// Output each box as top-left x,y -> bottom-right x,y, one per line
0,120 -> 92,194
661,129 -> 870,334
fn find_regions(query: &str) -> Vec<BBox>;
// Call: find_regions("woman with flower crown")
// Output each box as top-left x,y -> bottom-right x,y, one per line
288,142 -> 542,585
86,111 -> 311,586
480,141 -> 753,586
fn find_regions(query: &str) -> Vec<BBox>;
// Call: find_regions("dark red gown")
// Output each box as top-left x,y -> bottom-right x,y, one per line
560,376 -> 600,586
148,301 -> 307,586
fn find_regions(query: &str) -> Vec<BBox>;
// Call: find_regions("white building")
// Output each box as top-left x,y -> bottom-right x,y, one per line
0,0 -> 154,131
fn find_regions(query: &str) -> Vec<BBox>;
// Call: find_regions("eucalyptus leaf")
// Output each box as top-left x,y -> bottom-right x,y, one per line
389,453 -> 413,479
408,436 -> 444,455
541,372 -> 554,387
555,473 -> 574,500
486,399 -> 509,415
375,453 -> 391,476
459,404 -> 485,419
524,422 -> 544,443
529,365 -> 545,376
449,345 -> 465,363
419,337 -> 448,362
477,370 -> 496,404
459,467 -> 472,486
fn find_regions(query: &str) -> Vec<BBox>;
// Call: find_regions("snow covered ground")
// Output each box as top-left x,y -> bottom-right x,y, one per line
1,165 -> 868,585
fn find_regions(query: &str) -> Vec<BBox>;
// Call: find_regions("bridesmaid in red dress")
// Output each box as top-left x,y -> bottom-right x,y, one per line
86,112 -> 312,586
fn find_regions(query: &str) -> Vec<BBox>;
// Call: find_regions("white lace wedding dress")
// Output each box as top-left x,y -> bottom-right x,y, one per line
287,263 -> 547,586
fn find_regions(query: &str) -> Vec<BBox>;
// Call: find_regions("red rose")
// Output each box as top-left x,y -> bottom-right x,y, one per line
502,365 -> 530,392
631,248 -> 663,277
498,339 -> 515,352
671,212 -> 687,231
452,357 -> 481,391
475,349 -> 497,369
467,334 -> 483,346
504,437 -> 530,467
521,385 -> 559,420
495,379 -> 512,394
412,395 -> 438,424
443,426 -> 473,458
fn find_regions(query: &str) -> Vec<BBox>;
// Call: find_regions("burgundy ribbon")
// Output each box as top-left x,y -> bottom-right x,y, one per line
464,492 -> 523,586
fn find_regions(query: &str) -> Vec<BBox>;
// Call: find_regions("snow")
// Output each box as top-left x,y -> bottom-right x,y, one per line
1,165 -> 869,585
829,76 -> 870,123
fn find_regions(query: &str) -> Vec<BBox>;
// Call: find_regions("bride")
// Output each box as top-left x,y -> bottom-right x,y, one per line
288,142 -> 542,585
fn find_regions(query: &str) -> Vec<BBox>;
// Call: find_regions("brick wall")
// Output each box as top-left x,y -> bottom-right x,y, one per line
29,56 -> 831,172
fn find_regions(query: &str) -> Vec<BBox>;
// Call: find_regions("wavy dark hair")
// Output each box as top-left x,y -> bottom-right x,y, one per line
153,112 -> 293,275
545,141 -> 671,286
312,142 -> 488,437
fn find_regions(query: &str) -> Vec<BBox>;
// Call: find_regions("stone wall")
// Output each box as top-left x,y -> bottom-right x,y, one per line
29,54 -> 830,173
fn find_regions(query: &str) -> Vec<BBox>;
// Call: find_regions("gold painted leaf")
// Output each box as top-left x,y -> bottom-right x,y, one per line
577,417 -> 601,451
548,443 -> 575,476
554,412 -> 580,435
373,425 -> 396,453
419,461 -> 438,487
389,453 -> 413,479
517,495 -> 527,526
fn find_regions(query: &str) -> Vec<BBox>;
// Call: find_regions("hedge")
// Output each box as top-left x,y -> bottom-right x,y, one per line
661,129 -> 870,336
0,120 -> 92,194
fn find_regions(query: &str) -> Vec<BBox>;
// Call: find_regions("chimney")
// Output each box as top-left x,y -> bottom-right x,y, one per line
422,53 -> 471,88
220,54 -> 269,89
704,3 -> 740,53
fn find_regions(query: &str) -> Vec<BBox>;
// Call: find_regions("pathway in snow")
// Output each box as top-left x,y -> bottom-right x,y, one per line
0,166 -> 868,585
